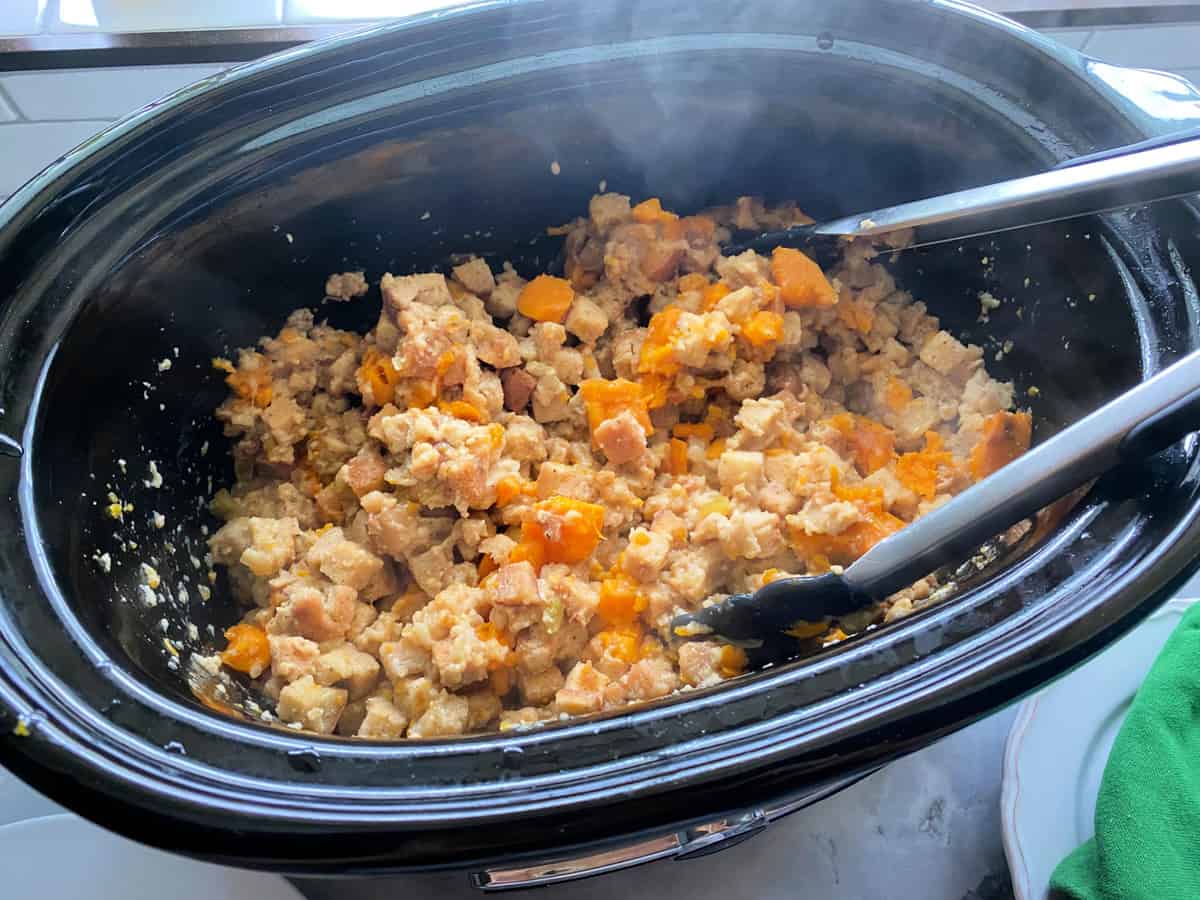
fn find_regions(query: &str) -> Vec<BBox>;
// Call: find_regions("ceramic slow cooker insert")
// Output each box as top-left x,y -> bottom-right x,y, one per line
2,0 -> 1200,883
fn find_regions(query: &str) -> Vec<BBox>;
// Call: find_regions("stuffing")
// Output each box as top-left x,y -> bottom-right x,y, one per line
206,193 -> 1028,738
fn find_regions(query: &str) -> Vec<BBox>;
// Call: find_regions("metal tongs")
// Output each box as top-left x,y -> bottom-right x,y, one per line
678,129 -> 1200,646
726,128 -> 1200,256
673,349 -> 1200,645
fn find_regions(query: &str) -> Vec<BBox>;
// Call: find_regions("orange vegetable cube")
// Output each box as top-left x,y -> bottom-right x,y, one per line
784,619 -> 829,640
358,349 -> 400,406
579,378 -> 654,440
702,282 -> 731,310
631,197 -> 679,225
771,246 -> 837,308
512,495 -> 605,570
667,438 -> 688,475
494,475 -> 527,507
677,273 -> 709,293
717,645 -> 748,678
827,413 -> 895,475
970,411 -> 1032,480
598,574 -> 648,624
896,431 -> 955,499
597,626 -> 643,664
741,310 -> 784,347
517,274 -> 575,323
220,624 -> 270,676
435,350 -> 457,377
638,305 -> 684,378
438,399 -> 487,423
508,537 -> 545,571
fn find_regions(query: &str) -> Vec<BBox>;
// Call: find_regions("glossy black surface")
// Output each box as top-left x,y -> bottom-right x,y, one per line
2,0 -> 1200,872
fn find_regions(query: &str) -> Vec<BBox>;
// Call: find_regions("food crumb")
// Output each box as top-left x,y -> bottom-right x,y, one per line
144,460 -> 163,489
598,179 -> 607,192
137,584 -> 158,607
285,233 -> 294,244
1023,277 -> 1030,288
93,552 -> 112,573
978,291 -> 1001,322
152,511 -> 166,529
197,584 -> 211,601
1088,293 -> 1096,302
140,563 -> 161,590
1027,385 -> 1041,397
420,211 -> 431,221
13,718 -> 30,738
158,358 -> 172,372
200,441 -> 209,456
550,160 -> 561,175
117,458 -> 127,474
163,637 -> 180,657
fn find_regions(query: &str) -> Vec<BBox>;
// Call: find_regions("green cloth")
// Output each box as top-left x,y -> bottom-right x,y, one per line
1051,602 -> 1200,900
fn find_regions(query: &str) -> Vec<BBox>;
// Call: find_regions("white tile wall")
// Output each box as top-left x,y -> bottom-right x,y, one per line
284,0 -> 455,24
1083,23 -> 1200,70
0,65 -> 227,120
0,119 -> 113,195
0,0 -> 1186,35
50,0 -> 282,33
1042,27 -> 1093,49
0,0 -> 46,37
0,17 -> 1199,206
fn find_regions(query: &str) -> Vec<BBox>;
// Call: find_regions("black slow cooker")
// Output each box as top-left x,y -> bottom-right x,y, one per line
2,0 -> 1200,886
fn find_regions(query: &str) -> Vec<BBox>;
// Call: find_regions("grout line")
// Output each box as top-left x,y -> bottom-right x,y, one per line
0,82 -> 26,121
0,118 -> 114,126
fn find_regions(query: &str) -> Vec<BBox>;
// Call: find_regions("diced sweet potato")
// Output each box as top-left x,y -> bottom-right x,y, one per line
970,411 -> 1032,480
771,247 -> 837,308
221,623 -> 270,677
741,310 -> 784,347
358,349 -> 400,406
631,197 -> 678,225
516,274 -> 575,323
597,573 -> 647,624
667,437 -> 688,475
896,431 -> 955,499
827,413 -> 896,475
511,495 -> 605,570
578,378 -> 654,442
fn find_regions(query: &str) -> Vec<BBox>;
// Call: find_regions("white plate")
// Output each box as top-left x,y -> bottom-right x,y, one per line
0,814 -> 305,900
0,763 -> 62,827
1001,597 -> 1199,900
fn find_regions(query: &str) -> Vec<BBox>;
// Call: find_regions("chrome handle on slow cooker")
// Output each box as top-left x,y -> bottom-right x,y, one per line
470,770 -> 873,891
820,136 -> 1200,248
